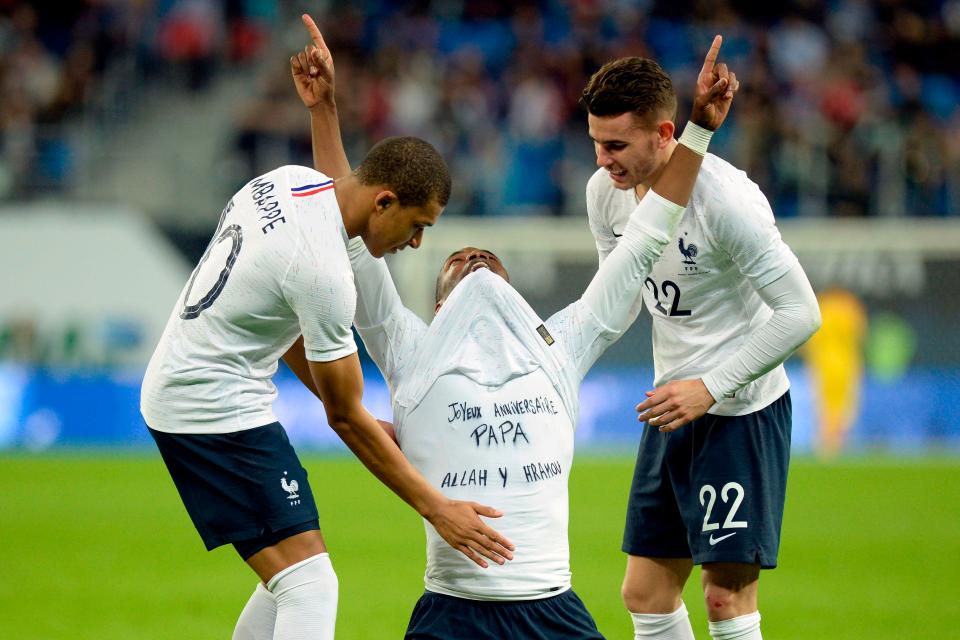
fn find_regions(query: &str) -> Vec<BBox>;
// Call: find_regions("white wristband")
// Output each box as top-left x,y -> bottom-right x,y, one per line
678,122 -> 713,156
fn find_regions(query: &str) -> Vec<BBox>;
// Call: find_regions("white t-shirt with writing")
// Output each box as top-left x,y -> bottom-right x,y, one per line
141,165 -> 357,434
347,190 -> 684,599
586,154 -> 799,415
403,370 -> 573,600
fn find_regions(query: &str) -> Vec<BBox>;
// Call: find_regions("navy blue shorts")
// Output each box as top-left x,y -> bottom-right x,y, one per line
149,422 -> 320,559
405,590 -> 604,639
623,391 -> 791,568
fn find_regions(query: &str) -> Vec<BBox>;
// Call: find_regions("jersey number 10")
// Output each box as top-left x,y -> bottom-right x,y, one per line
180,200 -> 243,320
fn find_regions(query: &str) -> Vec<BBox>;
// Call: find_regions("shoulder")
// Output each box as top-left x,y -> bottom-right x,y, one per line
693,154 -> 774,225
273,164 -> 331,184
244,165 -> 333,196
586,167 -> 611,195
586,168 -> 616,212
586,168 -> 629,233
282,165 -> 335,198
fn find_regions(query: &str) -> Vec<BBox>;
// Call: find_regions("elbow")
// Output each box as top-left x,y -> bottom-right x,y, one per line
801,304 -> 822,342
324,405 -> 358,440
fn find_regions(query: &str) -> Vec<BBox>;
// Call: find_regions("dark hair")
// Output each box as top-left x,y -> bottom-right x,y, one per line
580,57 -> 677,122
354,136 -> 452,207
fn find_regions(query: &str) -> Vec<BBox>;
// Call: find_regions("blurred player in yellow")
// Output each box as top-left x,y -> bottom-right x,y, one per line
802,288 -> 867,457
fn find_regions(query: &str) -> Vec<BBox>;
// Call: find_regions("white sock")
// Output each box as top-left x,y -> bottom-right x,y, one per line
708,611 -> 762,640
267,553 -> 338,640
233,583 -> 276,640
631,602 -> 696,639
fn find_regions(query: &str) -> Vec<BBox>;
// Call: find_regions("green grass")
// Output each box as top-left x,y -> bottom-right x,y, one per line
1,453 -> 958,639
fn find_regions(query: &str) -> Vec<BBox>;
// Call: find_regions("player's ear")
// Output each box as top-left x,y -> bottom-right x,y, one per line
657,120 -> 676,146
374,190 -> 398,214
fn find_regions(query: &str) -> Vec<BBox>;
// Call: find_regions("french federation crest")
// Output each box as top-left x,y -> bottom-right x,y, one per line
678,233 -> 705,275
281,471 -> 301,505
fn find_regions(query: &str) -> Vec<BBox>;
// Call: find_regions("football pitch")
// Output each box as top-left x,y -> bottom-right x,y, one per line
1,453 -> 958,639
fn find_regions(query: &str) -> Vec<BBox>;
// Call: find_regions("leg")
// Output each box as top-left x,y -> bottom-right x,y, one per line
622,556 -> 695,639
677,395 -> 792,639
149,424 -> 335,639
234,525 -> 339,640
621,425 -> 697,639
243,530 -> 338,640
233,583 -> 277,640
246,529 -> 328,583
701,562 -> 762,639
700,562 -> 759,621
622,556 -> 692,613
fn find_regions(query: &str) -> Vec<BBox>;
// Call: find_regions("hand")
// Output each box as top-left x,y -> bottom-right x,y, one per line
376,419 -> 398,445
290,14 -> 335,111
425,499 -> 515,569
690,35 -> 739,131
636,378 -> 716,432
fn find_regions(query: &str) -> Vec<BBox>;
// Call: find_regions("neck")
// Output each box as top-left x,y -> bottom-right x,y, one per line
334,175 -> 370,238
635,138 -> 679,199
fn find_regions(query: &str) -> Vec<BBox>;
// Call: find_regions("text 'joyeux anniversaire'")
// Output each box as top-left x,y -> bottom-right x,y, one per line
440,395 -> 562,490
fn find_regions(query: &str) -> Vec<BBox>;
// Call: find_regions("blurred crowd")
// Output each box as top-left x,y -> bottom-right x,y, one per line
2,0 -> 959,217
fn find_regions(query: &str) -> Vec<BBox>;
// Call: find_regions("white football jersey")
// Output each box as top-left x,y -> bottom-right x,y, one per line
141,165 -> 357,434
403,368 -> 575,601
345,189 -> 683,599
586,154 -> 798,416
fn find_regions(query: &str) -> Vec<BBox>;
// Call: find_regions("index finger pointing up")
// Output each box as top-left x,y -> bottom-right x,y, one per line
301,14 -> 329,54
700,34 -> 723,76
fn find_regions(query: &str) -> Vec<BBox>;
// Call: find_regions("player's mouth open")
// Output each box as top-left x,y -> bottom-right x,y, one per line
608,169 -> 627,180
468,260 -> 490,273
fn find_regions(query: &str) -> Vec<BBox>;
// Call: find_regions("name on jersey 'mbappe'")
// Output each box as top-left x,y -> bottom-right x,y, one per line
250,177 -> 286,235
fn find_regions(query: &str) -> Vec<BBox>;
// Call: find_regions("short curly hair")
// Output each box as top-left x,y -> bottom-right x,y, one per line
580,57 -> 677,123
354,136 -> 452,207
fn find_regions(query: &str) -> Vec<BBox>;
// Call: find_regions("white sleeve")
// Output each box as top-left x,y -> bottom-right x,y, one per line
586,184 -> 618,265
283,242 -> 358,363
586,177 -> 644,319
346,237 -> 427,384
701,263 -> 821,401
548,190 -> 684,379
710,180 -> 798,288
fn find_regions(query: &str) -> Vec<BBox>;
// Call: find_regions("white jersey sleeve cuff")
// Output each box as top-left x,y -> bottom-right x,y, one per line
623,189 -> 685,245
305,342 -> 358,363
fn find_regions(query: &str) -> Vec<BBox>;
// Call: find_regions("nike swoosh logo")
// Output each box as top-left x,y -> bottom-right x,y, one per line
708,532 -> 737,545
612,231 -> 623,238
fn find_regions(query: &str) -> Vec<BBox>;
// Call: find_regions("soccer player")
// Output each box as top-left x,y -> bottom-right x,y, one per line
140,134 -> 515,639
580,52 -> 822,639
294,16 -> 738,638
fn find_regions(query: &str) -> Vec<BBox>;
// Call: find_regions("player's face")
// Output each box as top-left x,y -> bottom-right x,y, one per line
435,247 -> 510,312
365,197 -> 443,258
588,111 -> 668,190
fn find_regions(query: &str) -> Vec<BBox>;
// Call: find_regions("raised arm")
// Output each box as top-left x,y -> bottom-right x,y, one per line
291,13 -> 351,179
556,36 -> 738,375
636,44 -> 820,432
292,14 -> 427,377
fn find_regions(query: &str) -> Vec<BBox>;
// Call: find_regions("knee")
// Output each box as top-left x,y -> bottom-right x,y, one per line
701,563 -> 759,618
269,553 -> 338,607
702,581 -> 738,615
621,578 -> 679,614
